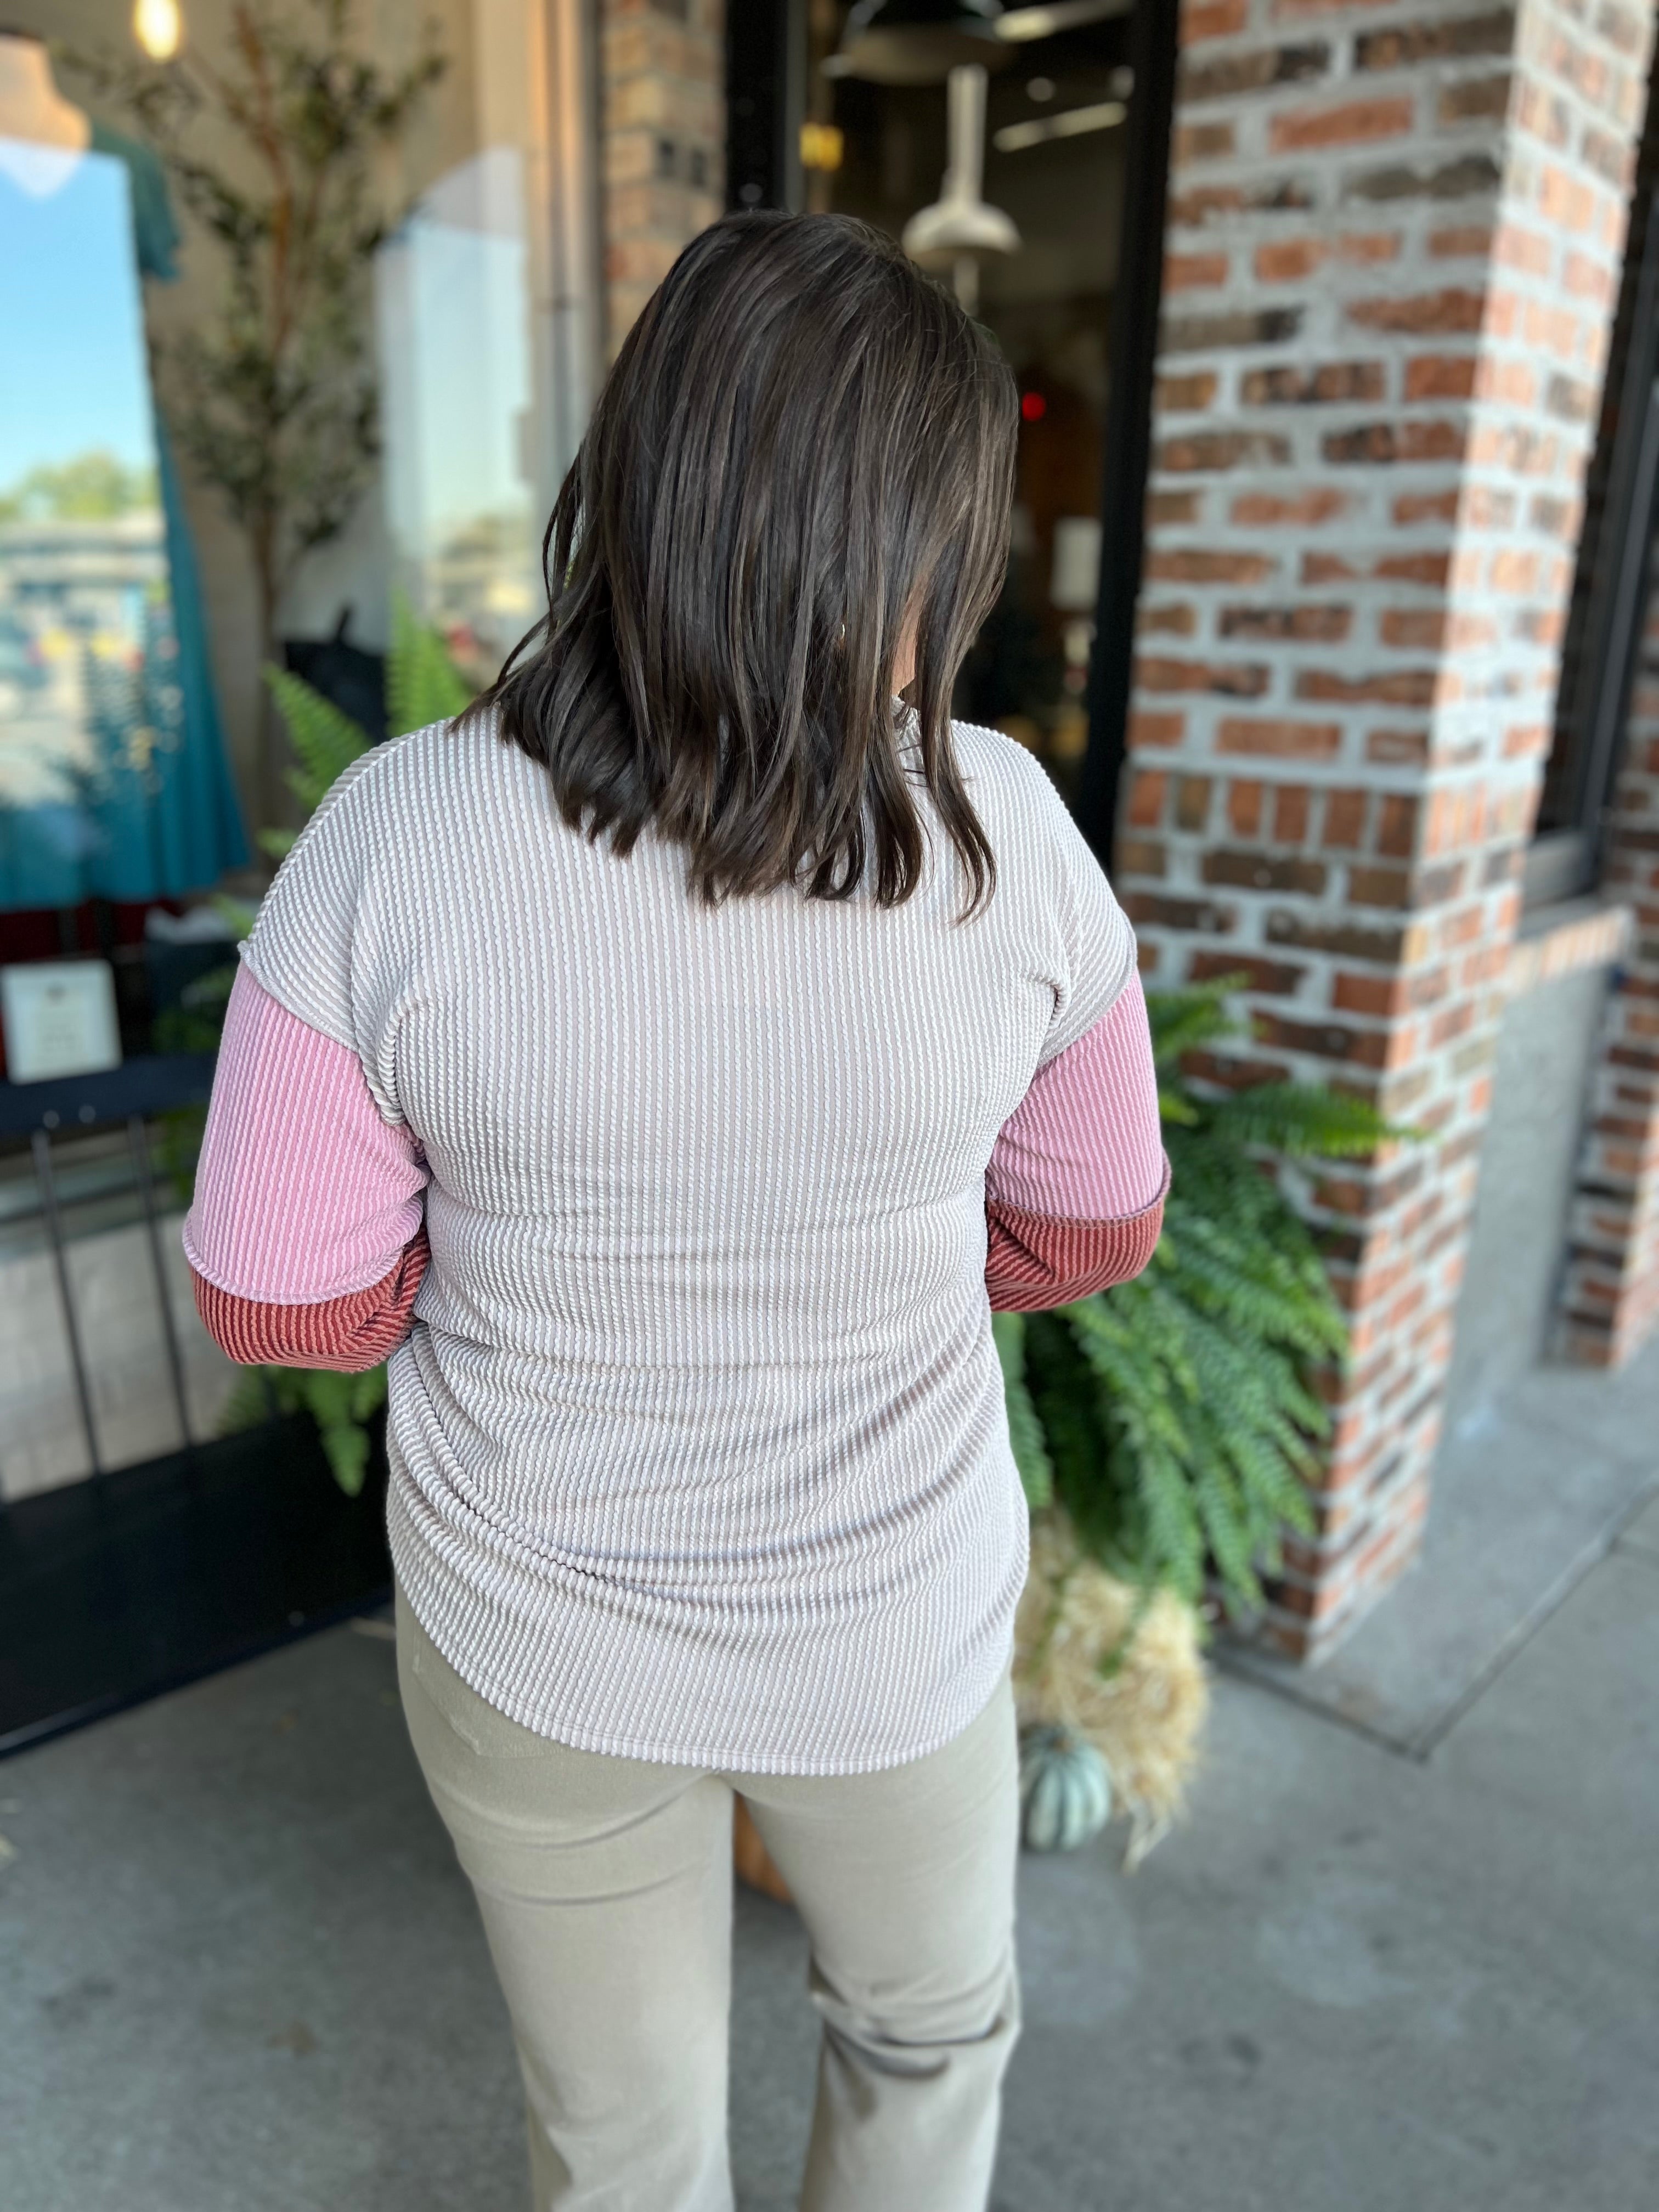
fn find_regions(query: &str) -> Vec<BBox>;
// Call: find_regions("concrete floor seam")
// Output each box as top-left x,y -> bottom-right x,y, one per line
1220,1505 -> 1641,1765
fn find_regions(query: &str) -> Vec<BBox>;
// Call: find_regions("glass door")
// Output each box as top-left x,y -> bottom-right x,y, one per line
729,0 -> 1172,831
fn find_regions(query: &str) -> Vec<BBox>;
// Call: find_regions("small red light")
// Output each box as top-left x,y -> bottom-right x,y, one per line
1020,391 -> 1046,422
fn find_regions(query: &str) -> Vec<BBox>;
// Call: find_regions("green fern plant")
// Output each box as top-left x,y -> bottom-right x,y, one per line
998,979 -> 1396,1619
257,598 -> 473,864
219,1362 -> 389,1497
183,600 -> 474,1491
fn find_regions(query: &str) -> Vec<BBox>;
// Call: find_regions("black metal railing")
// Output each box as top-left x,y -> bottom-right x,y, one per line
2,1054 -> 215,1479
0,1053 -> 391,1756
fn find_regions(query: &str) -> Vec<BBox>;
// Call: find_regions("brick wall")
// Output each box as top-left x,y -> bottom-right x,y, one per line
600,0 -> 725,356
1561,540 -> 1659,1363
1122,0 -> 1657,1655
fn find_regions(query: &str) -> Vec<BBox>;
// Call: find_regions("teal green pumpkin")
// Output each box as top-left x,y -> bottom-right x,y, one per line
1019,1724 -> 1112,1852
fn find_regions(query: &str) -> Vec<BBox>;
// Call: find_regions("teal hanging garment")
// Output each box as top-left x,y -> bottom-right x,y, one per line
0,121 -> 247,911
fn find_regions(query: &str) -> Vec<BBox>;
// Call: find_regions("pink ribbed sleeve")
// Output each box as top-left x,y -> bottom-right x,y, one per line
989,970 -> 1164,1220
183,962 -> 429,1368
984,970 -> 1167,1311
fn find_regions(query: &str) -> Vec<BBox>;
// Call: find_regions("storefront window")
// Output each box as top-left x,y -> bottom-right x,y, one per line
366,0 -> 580,697
0,87 -> 240,912
0,2 -> 587,1514
1,0 -> 580,916
376,146 -> 543,690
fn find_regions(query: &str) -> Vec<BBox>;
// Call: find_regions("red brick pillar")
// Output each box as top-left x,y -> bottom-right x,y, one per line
1119,0 -> 1657,1656
1561,547 -> 1659,1365
600,0 -> 725,354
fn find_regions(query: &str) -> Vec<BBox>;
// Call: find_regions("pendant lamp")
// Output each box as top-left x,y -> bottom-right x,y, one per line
826,0 -> 1010,87
901,64 -> 1019,314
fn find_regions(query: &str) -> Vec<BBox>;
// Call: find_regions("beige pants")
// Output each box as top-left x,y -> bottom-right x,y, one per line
395,1587 -> 1021,2212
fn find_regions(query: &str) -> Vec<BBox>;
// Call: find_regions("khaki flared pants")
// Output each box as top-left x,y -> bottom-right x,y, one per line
395,1586 -> 1021,2212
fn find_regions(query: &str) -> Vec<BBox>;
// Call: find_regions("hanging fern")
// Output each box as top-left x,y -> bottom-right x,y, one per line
1002,977 -> 1398,1619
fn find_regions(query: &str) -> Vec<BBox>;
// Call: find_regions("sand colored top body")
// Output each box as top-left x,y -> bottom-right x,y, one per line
186,713 -> 1164,1773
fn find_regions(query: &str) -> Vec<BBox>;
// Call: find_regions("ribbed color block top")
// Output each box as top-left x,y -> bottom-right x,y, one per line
203,712 -> 1158,1774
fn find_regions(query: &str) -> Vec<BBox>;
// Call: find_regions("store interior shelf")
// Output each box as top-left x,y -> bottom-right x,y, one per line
0,1053 -> 217,1140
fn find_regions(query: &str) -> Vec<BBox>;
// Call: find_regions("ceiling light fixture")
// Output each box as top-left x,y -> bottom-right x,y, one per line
132,0 -> 184,61
826,0 -> 1008,87
992,96 -> 1126,152
995,0 -> 1133,43
902,63 -> 1020,314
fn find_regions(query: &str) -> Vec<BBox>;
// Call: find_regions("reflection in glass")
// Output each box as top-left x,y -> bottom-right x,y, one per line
375,146 -> 540,690
0,140 -> 185,900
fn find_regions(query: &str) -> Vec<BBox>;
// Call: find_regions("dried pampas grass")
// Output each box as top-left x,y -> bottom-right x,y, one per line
1014,1513 -> 1209,1868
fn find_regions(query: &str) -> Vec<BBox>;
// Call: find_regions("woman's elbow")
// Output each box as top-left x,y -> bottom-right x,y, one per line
190,1234 -> 429,1372
985,1187 -> 1166,1312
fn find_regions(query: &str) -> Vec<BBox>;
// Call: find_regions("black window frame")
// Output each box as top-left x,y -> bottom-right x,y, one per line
1530,56 -> 1659,911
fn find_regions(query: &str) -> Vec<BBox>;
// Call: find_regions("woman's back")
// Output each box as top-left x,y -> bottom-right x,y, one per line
235,706 -> 1135,1772
185,212 -> 1169,2208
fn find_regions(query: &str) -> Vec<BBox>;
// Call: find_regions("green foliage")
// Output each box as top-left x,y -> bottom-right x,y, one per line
1007,977 -> 1399,1619
259,665 -> 372,857
254,594 -> 472,864
387,594 -> 475,733
993,1311 -> 1052,1511
220,1362 -> 388,1495
0,449 -> 157,522
155,1104 -> 212,1208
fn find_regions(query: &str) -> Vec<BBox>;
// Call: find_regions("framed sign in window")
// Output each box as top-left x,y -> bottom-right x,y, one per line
1,959 -> 122,1084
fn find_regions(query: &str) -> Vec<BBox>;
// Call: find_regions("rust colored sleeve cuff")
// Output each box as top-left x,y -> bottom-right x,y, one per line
191,1230 -> 430,1373
985,1182 -> 1166,1313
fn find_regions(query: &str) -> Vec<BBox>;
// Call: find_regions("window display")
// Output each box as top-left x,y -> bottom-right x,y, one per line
2,1 -> 590,906
0,31 -> 246,912
0,3 -> 591,1537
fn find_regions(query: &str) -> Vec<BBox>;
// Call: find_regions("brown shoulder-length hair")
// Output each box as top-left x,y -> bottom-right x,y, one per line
472,212 -> 1018,916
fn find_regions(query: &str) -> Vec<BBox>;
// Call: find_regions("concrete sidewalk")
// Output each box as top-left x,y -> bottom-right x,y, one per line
2,1500 -> 1655,2212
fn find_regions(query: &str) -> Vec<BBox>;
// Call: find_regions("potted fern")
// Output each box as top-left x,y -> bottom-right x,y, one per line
1001,981 -> 1391,1855
1000,980 -> 1384,1601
